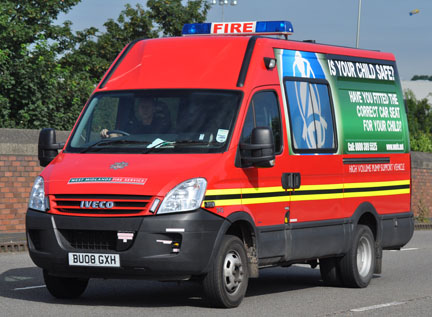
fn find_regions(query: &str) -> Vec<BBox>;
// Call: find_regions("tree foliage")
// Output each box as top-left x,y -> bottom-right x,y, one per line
60,4 -> 157,84
7,0 -> 430,154
0,0 -> 210,130
405,89 -> 432,152
147,0 -> 210,37
0,0 -> 83,129
411,75 -> 432,81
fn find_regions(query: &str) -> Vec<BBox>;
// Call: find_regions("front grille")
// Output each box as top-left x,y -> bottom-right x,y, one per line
51,194 -> 152,216
60,229 -> 117,251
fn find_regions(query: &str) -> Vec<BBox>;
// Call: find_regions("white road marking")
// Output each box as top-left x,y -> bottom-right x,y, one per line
350,301 -> 405,312
389,247 -> 419,252
401,247 -> 419,251
5,276 -> 33,282
14,285 -> 46,291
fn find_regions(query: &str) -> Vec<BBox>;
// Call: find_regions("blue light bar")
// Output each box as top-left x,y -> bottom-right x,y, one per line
182,21 -> 294,36
256,21 -> 293,34
182,23 -> 211,35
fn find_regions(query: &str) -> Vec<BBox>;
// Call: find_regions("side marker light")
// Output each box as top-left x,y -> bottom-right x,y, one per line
264,57 -> 277,70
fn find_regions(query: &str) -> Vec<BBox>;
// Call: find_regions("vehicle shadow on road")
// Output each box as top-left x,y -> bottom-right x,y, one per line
246,265 -> 322,297
0,265 -> 331,308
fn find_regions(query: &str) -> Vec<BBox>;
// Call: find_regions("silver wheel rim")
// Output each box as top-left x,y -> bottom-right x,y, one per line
223,250 -> 244,294
357,235 -> 372,278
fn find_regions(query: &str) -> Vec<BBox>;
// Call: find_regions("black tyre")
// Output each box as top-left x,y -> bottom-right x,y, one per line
203,235 -> 249,308
43,270 -> 89,299
319,257 -> 342,286
339,225 -> 375,288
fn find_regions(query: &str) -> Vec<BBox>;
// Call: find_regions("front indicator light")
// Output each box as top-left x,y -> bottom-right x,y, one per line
28,176 -> 49,212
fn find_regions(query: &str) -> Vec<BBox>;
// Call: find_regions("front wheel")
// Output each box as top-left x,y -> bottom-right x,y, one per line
43,270 -> 89,299
203,235 -> 249,308
339,225 -> 375,288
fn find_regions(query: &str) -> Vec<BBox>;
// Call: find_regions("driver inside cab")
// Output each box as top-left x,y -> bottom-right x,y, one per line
101,97 -> 167,138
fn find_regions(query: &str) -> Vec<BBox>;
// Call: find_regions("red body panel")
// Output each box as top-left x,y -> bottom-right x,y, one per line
99,37 -> 250,90
42,35 -> 410,227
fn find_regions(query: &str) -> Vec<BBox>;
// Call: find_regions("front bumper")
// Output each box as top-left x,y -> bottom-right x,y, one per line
26,208 -> 225,279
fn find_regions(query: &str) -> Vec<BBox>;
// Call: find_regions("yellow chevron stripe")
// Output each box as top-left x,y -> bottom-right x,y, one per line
343,179 -> 410,189
202,199 -> 242,207
242,196 -> 290,205
291,193 -> 345,202
242,186 -> 286,194
297,183 -> 344,191
205,188 -> 242,195
203,180 -> 410,206
344,188 -> 410,198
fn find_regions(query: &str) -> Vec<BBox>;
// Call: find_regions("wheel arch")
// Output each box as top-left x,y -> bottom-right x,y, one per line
351,202 -> 382,243
203,211 -> 259,278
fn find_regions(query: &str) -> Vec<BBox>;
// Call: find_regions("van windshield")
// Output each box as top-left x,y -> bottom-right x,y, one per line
67,90 -> 242,154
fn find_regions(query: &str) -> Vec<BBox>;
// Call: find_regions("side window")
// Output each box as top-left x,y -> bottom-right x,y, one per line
240,91 -> 282,153
284,79 -> 336,152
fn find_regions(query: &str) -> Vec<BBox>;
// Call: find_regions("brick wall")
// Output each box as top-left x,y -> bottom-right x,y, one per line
411,152 -> 432,219
0,155 -> 42,232
0,128 -> 69,234
411,169 -> 431,216
0,129 -> 430,235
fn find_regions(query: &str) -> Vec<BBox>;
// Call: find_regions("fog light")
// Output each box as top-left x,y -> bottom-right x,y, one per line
172,241 -> 181,253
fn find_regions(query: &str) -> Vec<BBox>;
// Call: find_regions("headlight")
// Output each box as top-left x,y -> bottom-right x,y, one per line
158,178 -> 207,214
28,176 -> 49,212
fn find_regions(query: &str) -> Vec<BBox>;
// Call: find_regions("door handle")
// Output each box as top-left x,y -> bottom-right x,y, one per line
281,173 -> 301,189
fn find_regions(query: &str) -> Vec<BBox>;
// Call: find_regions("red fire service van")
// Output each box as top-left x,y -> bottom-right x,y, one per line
27,21 -> 413,308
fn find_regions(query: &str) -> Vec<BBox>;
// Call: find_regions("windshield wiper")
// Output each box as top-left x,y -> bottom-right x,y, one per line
80,139 -> 150,153
172,140 -> 211,146
81,138 -> 214,154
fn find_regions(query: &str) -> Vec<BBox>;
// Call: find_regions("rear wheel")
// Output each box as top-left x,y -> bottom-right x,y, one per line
339,225 -> 375,288
43,270 -> 89,299
203,235 -> 249,308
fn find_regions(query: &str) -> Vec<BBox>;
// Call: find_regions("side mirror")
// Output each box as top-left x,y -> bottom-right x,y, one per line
239,127 -> 275,168
38,128 -> 64,167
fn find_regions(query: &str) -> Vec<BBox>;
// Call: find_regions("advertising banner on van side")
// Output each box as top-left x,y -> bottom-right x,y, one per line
275,49 -> 409,154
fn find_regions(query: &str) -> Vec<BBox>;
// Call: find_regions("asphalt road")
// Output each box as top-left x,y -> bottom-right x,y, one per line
1,230 -> 431,316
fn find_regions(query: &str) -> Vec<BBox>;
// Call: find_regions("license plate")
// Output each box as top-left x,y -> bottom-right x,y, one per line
68,252 -> 120,267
